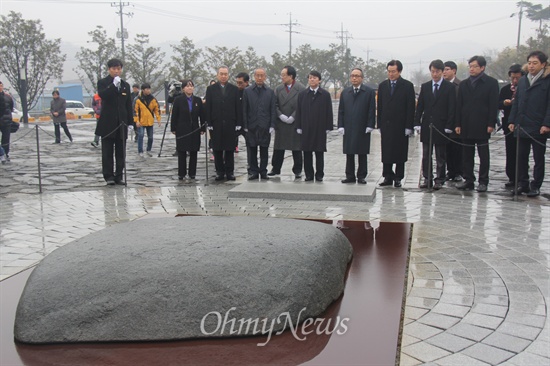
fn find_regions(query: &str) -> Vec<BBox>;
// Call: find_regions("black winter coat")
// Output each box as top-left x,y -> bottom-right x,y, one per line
337,84 -> 376,154
295,88 -> 333,152
205,82 -> 241,151
95,75 -> 133,139
171,95 -> 205,152
414,79 -> 456,145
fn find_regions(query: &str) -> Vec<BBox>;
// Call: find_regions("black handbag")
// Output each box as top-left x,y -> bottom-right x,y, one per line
10,121 -> 19,133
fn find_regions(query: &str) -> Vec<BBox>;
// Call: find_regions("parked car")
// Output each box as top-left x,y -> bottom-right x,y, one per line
65,100 -> 94,117
12,108 -> 30,121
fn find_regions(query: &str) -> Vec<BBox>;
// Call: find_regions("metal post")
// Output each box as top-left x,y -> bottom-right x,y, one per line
35,125 -> 42,193
428,123 -> 433,192
158,103 -> 173,157
204,121 -> 209,186
20,68 -> 28,124
513,124 -> 520,201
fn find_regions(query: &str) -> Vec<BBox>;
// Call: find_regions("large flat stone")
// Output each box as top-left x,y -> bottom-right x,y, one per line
15,216 -> 352,344
229,181 -> 376,202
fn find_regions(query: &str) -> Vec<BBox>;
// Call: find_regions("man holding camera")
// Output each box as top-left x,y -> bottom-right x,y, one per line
95,58 -> 133,186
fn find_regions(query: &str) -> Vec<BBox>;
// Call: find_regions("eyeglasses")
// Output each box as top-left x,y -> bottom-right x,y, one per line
350,74 -> 363,78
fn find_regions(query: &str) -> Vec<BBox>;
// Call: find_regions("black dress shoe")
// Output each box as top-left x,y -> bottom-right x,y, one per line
433,182 -> 443,190
178,176 -> 184,180
316,177 -> 323,182
215,175 -> 225,181
304,176 -> 314,181
227,175 -> 236,181
511,186 -> 529,195
504,181 -> 515,188
294,174 -> 302,179
115,180 -> 126,186
456,182 -> 474,190
379,179 -> 393,186
248,174 -> 259,180
106,178 -> 115,186
394,180 -> 402,188
341,178 -> 356,183
452,175 -> 463,182
267,171 -> 279,176
476,184 -> 487,192
357,179 -> 367,184
189,176 -> 195,179
526,188 -> 540,197
419,179 -> 431,189
260,173 -> 269,180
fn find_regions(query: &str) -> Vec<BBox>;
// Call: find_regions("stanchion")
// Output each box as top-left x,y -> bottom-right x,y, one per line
158,104 -> 173,157
428,123 -> 434,192
204,121 -> 209,186
513,124 -> 520,201
35,125 -> 43,194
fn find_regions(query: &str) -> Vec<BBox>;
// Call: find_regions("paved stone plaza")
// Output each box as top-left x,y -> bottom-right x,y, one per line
1,119 -> 549,365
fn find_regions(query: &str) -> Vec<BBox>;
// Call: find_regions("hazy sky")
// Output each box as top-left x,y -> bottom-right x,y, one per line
0,0 -> 544,78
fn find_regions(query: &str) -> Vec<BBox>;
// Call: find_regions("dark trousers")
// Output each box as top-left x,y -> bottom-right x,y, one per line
213,150 -> 235,177
504,129 -> 517,182
0,121 -> 10,155
101,137 -> 125,182
178,151 -> 197,178
247,146 -> 269,175
383,162 -> 405,181
345,154 -> 367,180
422,143 -> 447,183
303,151 -> 324,180
462,139 -> 489,185
518,137 -> 547,190
54,122 -> 72,143
271,149 -> 303,175
446,137 -> 462,178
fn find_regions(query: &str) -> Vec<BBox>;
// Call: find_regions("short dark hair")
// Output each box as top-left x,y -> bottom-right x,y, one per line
52,90 -> 59,96
468,55 -> 486,68
141,83 -> 151,90
387,60 -> 403,72
309,70 -> 322,80
181,79 -> 194,87
283,66 -> 297,80
527,50 -> 548,64
429,59 -> 445,71
107,58 -> 123,68
236,72 -> 249,82
132,84 -> 139,89
508,64 -> 523,76
444,61 -> 458,71
351,67 -> 364,77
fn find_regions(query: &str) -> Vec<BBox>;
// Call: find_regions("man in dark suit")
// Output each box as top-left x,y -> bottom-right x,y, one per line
455,55 -> 499,192
205,66 -> 241,181
295,70 -> 333,182
376,60 -> 416,188
243,67 -> 277,180
443,61 -> 462,182
498,64 -> 523,188
414,60 -> 456,190
338,67 -> 376,184
269,66 -> 305,179
95,58 -> 133,186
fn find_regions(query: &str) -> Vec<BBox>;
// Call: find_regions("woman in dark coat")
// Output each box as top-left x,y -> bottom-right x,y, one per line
171,79 -> 205,180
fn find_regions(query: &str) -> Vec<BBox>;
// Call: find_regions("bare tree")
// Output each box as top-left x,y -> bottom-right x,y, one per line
0,11 -> 65,111
74,26 -> 118,95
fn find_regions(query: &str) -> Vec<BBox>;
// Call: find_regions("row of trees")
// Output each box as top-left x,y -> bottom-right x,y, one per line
74,26 -> 388,98
1,2 -> 549,115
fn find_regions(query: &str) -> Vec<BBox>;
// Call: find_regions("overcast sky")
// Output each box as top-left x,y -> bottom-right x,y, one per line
0,0 -> 544,78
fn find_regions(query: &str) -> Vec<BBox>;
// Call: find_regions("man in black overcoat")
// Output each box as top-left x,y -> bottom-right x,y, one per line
455,55 -> 499,192
443,61 -> 463,182
295,70 -> 333,182
376,60 -> 415,188
95,58 -> 133,186
205,66 -> 241,181
337,68 -> 376,184
414,60 -> 456,190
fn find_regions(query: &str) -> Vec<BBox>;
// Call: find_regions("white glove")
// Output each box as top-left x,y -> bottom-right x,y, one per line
286,116 -> 295,124
414,126 -> 421,134
444,129 -> 453,134
244,128 -> 248,132
269,127 -> 275,134
405,128 -> 413,136
207,126 -> 213,131
128,125 -> 134,131
279,114 -> 288,123
235,126 -> 242,131
338,127 -> 345,135
326,130 -> 331,134
366,127 -> 374,133
296,129 -> 302,134
113,76 -> 121,87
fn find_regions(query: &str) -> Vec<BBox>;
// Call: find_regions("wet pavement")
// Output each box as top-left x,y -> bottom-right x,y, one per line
1,118 -> 549,365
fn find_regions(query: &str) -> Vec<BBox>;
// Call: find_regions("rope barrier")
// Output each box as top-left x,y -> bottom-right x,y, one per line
517,126 -> 549,148
430,125 -> 512,147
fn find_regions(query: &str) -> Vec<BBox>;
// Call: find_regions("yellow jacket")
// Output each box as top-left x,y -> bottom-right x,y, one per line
134,94 -> 161,127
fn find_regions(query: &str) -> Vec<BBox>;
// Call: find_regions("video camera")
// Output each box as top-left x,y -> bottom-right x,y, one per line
168,80 -> 183,98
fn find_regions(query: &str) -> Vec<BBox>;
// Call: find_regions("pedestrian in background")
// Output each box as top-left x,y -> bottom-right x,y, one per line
0,81 -> 14,162
91,92 -> 101,147
50,90 -> 72,144
134,83 -> 161,158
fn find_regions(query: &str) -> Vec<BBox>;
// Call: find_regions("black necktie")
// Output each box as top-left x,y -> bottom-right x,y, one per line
390,82 -> 396,96
434,83 -> 439,97
354,88 -> 359,95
